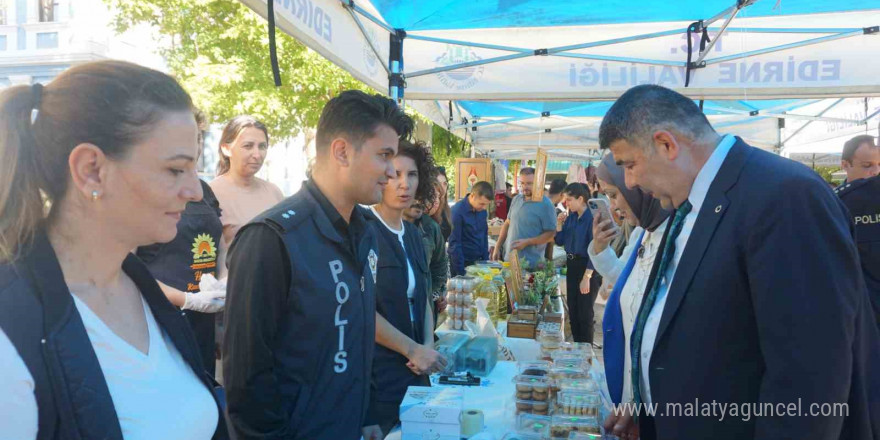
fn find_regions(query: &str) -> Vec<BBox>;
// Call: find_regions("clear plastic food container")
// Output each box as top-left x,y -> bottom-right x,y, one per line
556,378 -> 599,394
515,398 -> 552,416
550,415 -> 601,439
517,361 -> 551,377
555,390 -> 601,417
517,413 -> 552,438
464,336 -> 498,377
513,374 -> 553,402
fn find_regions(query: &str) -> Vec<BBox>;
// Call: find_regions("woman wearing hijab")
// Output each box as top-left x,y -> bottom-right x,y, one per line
587,153 -> 671,440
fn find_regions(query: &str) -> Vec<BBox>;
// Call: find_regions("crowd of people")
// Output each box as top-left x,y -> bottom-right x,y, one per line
0,60 -> 879,440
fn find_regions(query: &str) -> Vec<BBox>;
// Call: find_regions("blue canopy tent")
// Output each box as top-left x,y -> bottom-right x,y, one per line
240,0 -> 880,159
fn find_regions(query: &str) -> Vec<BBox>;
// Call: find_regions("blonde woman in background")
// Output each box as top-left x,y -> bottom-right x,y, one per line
209,116 -> 284,264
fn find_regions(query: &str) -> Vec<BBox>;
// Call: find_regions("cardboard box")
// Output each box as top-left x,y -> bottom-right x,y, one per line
400,386 -> 463,439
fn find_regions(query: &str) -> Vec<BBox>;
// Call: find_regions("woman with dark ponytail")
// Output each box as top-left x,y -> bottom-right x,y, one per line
0,61 -> 227,440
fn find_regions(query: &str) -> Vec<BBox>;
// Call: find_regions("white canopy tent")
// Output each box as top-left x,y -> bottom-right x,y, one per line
240,0 -> 880,159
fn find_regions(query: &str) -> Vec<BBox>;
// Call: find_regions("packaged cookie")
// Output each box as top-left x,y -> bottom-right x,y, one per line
512,374 -> 552,402
516,413 -> 551,438
516,398 -> 550,416
556,378 -> 599,394
550,415 -> 600,439
517,361 -> 551,377
554,391 -> 600,417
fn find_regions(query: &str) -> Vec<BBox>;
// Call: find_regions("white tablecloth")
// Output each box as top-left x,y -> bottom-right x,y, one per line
386,324 -> 543,440
385,361 -> 520,440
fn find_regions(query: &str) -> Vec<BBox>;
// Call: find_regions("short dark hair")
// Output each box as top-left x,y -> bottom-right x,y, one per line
548,179 -> 567,195
842,135 -> 877,163
563,182 -> 590,201
470,181 -> 494,199
600,84 -> 715,151
520,167 -> 535,176
505,182 -> 512,189
316,90 -> 413,154
396,139 -> 437,205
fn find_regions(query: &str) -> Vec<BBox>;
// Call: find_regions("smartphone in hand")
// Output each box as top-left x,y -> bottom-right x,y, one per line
588,198 -> 619,232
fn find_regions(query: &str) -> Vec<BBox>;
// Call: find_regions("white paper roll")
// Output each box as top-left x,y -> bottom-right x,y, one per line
459,409 -> 484,438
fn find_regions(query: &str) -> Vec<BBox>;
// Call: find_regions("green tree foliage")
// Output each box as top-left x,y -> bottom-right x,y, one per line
431,124 -> 472,198
105,0 -> 369,139
812,165 -> 842,185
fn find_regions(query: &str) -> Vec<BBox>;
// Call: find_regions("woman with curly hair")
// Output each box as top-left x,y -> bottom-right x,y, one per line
367,139 -> 447,434
427,167 -> 453,241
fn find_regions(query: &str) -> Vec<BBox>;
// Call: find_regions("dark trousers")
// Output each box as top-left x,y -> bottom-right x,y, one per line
639,414 -> 658,440
566,257 -> 598,343
186,310 -> 216,377
372,375 -> 431,435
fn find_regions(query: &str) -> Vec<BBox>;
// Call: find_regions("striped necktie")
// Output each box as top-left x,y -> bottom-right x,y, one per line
630,199 -> 693,406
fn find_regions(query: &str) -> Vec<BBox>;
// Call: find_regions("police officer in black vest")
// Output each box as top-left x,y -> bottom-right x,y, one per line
222,91 -> 413,440
835,134 -> 880,324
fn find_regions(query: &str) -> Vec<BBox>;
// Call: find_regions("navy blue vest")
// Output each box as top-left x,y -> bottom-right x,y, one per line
0,228 -> 227,440
245,189 -> 379,439
366,210 -> 430,404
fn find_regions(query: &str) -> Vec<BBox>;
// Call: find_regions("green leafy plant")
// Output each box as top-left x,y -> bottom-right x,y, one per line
105,0 -> 369,140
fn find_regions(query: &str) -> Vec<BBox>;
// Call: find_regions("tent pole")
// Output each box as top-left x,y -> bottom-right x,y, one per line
452,115 -> 537,130
781,98 -> 845,145
339,0 -> 396,34
408,52 -> 532,78
407,28 -> 689,79
706,26 -> 860,34
553,53 -> 680,66
703,29 -> 868,66
406,34 -> 529,53
345,6 -> 391,75
693,6 -> 742,66
546,29 -> 683,53
389,29 -> 406,104
861,107 -> 880,125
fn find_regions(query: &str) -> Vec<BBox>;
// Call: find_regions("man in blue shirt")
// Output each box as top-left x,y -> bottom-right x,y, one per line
448,181 -> 493,276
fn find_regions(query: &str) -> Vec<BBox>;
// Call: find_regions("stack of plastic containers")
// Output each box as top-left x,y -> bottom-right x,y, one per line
446,276 -> 478,330
510,353 -> 603,440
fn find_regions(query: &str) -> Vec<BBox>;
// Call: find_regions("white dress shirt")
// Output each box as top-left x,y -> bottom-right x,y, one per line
640,134 -> 736,405
0,327 -> 38,440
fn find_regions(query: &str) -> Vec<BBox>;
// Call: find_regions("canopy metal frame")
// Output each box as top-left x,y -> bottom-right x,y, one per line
333,0 -> 878,156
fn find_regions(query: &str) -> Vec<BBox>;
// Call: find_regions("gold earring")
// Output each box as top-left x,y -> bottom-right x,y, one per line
91,190 -> 100,201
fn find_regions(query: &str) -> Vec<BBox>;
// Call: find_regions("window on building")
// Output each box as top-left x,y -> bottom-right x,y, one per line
36,32 -> 57,48
0,0 -> 8,26
39,0 -> 59,23
0,36 -> 7,51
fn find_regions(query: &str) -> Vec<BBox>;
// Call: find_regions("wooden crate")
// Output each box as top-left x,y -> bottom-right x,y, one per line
507,319 -> 537,339
516,306 -> 538,321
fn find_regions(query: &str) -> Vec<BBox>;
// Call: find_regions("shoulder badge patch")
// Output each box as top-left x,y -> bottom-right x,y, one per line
368,249 -> 378,284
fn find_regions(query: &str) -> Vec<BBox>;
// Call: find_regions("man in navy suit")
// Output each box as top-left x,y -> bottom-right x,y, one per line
599,84 -> 880,440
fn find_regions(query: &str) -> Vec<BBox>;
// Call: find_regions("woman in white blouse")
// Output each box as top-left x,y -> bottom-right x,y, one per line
0,61 -> 225,440
588,153 -> 670,440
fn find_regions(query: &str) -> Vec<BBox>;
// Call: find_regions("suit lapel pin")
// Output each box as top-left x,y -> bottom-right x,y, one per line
715,205 -> 722,213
